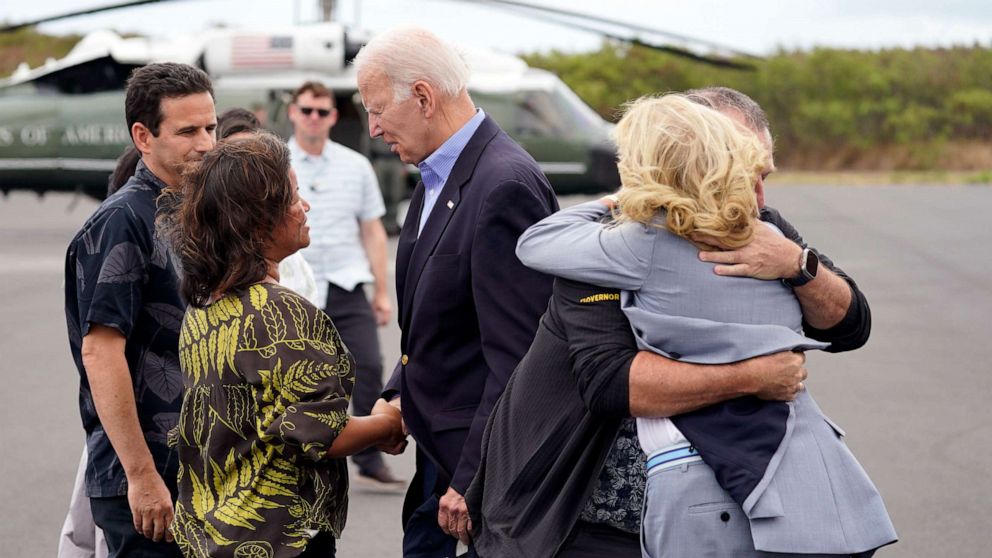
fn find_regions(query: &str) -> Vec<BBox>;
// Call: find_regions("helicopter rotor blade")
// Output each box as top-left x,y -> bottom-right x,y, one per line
0,0 -> 178,34
1,0 -> 760,69
457,0 -> 761,70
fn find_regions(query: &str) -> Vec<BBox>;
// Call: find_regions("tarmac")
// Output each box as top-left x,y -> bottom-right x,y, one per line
1,184 -> 990,557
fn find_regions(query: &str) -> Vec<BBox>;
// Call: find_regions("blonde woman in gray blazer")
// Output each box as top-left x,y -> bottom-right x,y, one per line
518,95 -> 896,557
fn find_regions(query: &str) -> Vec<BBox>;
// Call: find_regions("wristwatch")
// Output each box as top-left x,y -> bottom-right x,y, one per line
785,247 -> 819,287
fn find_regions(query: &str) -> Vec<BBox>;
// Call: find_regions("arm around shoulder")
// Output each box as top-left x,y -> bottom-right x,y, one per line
516,200 -> 652,290
764,207 -> 871,349
701,207 -> 871,350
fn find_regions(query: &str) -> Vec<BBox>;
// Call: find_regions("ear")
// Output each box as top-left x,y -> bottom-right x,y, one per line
328,107 -> 339,128
411,81 -> 436,118
131,122 -> 154,156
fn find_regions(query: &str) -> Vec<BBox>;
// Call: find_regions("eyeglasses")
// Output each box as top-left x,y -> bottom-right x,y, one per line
298,106 -> 332,118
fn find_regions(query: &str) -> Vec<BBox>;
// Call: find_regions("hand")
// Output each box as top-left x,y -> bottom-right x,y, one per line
749,351 -> 807,401
372,292 -> 392,326
387,397 -> 409,435
438,487 -> 472,545
695,222 -> 803,280
127,469 -> 175,543
372,398 -> 408,454
598,193 -> 620,210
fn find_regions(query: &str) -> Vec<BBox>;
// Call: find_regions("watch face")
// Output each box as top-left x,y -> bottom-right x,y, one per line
806,249 -> 820,278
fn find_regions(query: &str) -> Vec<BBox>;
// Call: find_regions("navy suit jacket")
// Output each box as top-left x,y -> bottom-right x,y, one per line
384,116 -> 558,494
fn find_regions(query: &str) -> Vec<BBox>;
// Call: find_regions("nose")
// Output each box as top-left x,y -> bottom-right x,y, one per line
754,175 -> 766,209
302,197 -> 311,212
197,128 -> 215,152
367,114 -> 382,138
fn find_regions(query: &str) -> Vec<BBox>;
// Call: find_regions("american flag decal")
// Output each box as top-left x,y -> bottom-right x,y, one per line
231,35 -> 294,70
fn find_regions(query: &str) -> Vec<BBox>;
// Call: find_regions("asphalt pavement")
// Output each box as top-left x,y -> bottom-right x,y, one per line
1,184 -> 990,557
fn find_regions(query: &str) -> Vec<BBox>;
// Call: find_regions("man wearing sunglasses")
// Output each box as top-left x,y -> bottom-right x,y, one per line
288,80 -> 404,489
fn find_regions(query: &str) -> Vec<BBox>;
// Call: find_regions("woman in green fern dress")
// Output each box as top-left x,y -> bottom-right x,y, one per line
166,132 -> 406,558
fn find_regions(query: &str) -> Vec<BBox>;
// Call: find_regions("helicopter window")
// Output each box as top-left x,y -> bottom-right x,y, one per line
34,57 -> 141,95
554,81 -> 610,132
514,91 -> 569,138
511,83 -> 605,141
467,92 -> 515,132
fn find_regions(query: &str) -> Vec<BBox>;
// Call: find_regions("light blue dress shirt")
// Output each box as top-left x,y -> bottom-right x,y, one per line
417,109 -> 486,235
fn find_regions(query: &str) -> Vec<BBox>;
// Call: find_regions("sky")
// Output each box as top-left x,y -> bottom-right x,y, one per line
2,0 -> 992,57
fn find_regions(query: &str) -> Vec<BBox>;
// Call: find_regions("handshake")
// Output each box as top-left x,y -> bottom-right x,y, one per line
371,397 -> 409,455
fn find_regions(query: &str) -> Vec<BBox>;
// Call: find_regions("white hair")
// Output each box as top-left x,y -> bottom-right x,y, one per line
353,26 -> 470,102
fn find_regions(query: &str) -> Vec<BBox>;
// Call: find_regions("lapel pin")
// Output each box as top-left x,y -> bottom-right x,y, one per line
447,200 -> 455,209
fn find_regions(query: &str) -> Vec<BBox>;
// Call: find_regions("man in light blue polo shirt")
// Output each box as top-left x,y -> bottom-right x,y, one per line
287,80 -> 403,488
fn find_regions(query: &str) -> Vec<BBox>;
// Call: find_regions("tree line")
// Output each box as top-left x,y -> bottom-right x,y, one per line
0,28 -> 80,80
523,43 -> 992,170
3,29 -> 990,171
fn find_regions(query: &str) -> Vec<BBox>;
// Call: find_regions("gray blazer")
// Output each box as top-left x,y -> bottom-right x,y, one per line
516,201 -> 896,554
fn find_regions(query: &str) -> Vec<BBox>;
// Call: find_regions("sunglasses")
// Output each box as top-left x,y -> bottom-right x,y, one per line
299,106 -> 332,118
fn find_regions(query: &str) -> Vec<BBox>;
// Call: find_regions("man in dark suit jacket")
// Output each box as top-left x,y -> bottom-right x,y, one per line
354,28 -> 558,556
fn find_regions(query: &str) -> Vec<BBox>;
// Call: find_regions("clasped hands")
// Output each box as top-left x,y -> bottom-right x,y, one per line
371,398 -> 409,454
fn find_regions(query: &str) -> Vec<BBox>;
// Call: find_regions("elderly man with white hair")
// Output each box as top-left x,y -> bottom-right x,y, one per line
354,27 -> 559,557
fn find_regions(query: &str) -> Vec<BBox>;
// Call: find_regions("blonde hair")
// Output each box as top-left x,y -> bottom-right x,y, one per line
612,94 -> 768,248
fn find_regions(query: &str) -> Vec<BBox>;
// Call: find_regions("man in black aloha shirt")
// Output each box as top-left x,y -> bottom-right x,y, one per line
65,62 -> 216,558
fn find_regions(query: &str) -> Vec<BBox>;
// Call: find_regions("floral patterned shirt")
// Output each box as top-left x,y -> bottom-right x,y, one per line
578,418 -> 646,534
65,160 -> 184,497
173,283 -> 354,558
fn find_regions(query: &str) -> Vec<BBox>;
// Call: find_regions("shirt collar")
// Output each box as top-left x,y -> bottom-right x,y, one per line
288,136 -> 332,162
418,109 -> 486,192
133,159 -> 169,194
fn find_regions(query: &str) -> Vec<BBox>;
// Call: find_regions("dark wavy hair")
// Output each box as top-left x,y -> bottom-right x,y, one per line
217,107 -> 261,140
125,63 -> 213,142
171,131 -> 294,307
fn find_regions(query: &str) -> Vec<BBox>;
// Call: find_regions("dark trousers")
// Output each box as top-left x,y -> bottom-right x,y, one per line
402,451 -> 477,558
90,496 -> 183,558
324,283 -> 385,473
556,521 -> 640,558
298,532 -> 337,557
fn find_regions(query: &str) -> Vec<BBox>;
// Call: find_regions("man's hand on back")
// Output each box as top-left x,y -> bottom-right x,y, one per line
747,351 -> 808,401
695,222 -> 803,280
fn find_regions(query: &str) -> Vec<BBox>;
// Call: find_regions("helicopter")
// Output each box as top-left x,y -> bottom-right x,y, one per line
0,0 -> 760,230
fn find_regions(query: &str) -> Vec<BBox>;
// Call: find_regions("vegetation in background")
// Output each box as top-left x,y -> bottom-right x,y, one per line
2,29 -> 990,171
524,43 -> 992,171
0,27 -> 80,78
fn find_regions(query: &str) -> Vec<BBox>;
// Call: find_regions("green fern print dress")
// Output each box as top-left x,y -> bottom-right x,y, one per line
172,283 -> 354,558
